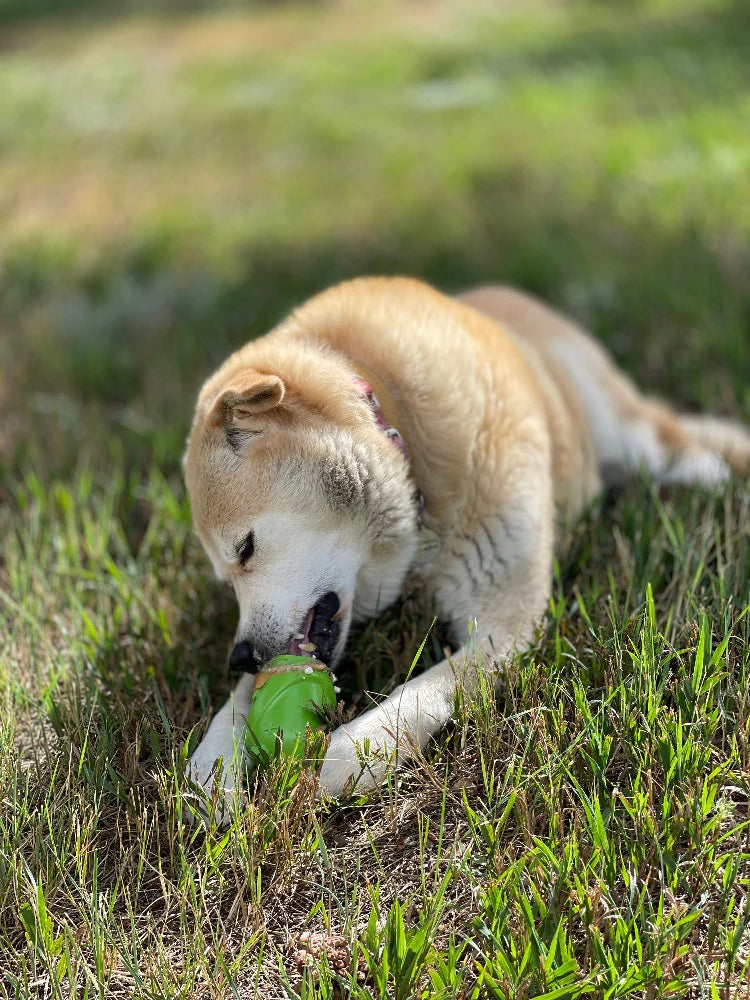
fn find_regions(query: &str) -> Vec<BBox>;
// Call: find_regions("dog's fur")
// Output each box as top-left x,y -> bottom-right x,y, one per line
184,277 -> 749,808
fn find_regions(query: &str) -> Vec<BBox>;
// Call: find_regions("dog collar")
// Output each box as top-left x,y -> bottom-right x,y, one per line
352,377 -> 409,459
352,369 -> 440,567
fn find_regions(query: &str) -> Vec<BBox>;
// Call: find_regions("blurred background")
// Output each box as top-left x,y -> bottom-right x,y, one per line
1,0 -> 748,485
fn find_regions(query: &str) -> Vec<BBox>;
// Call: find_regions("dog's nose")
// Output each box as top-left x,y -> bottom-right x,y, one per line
229,640 -> 256,673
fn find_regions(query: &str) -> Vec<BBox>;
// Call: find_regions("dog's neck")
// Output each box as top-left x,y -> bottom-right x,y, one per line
352,371 -> 409,460
351,362 -> 411,457
351,364 -> 436,560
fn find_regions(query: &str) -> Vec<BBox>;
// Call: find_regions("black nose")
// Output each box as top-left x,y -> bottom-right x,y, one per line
229,640 -> 256,673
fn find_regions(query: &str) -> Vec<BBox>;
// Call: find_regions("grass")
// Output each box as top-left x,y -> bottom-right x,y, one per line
1,0 -> 749,995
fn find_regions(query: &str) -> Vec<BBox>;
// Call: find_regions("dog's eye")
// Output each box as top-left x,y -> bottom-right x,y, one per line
236,531 -> 255,566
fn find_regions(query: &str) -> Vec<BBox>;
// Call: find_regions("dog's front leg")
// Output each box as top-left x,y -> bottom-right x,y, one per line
318,652 -> 467,798
319,500 -> 555,798
186,673 -> 254,818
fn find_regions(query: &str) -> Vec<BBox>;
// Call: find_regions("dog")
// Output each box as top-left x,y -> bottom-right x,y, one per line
183,276 -> 749,811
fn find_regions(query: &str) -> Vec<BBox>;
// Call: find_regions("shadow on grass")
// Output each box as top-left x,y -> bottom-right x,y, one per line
0,0 -> 315,25
448,0 -> 750,110
2,165 -> 748,484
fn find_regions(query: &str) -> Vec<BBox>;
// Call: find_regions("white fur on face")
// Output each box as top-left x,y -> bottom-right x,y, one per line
207,509 -> 365,663
351,531 -> 418,621
192,423 -> 421,663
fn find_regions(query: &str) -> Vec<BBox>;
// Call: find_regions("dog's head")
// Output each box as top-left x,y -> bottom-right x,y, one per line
184,343 -> 418,670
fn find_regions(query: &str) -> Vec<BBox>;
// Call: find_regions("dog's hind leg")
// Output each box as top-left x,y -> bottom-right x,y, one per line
673,413 -> 750,481
554,323 -> 750,488
594,377 -> 750,488
461,286 -> 748,489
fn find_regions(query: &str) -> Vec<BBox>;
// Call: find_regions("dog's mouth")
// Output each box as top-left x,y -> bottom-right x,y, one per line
289,590 -> 342,664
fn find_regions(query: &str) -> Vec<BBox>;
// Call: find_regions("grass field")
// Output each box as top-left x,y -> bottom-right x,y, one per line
1,0 -> 749,995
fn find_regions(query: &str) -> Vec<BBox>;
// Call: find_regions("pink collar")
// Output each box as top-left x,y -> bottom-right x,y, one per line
353,375 -> 435,556
353,377 -> 409,459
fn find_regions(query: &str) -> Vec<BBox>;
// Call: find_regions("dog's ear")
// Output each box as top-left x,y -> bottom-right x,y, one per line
216,374 -> 285,422
209,373 -> 286,451
210,373 -> 285,425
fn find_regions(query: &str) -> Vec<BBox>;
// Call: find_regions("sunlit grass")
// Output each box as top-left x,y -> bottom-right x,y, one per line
1,0 -> 749,256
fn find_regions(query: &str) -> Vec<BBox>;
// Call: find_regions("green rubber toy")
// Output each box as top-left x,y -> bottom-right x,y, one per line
244,654 -> 337,767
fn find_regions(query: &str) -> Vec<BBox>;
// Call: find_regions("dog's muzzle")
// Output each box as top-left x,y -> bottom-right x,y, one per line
230,590 -> 342,674
229,639 -> 258,673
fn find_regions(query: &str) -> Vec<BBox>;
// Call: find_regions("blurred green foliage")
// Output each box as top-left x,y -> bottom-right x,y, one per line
0,0 -> 305,21
5,1 -> 745,669
1,0 -> 748,487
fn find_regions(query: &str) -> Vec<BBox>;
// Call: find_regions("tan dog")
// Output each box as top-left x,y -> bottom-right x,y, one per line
184,277 -> 749,810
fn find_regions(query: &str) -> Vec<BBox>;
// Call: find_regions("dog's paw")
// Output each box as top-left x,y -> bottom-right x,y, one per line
317,721 -> 394,799
184,740 -> 245,828
317,676 -> 456,799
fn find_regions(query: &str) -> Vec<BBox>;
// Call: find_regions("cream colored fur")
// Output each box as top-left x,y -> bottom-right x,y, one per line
184,277 -> 750,817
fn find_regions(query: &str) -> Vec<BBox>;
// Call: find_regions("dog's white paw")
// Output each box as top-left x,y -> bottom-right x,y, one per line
317,672 -> 458,799
317,727 -> 372,799
185,733 -> 244,827
184,676 -> 255,826
317,718 -> 394,799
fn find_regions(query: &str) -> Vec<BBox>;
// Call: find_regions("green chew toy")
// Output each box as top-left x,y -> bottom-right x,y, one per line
244,654 -> 337,767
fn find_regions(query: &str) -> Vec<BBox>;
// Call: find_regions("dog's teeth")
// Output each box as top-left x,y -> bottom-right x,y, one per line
299,642 -> 317,653
295,633 -> 305,640
334,686 -> 341,694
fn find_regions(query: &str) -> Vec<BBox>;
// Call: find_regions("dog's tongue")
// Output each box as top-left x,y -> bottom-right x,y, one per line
288,607 -> 315,656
